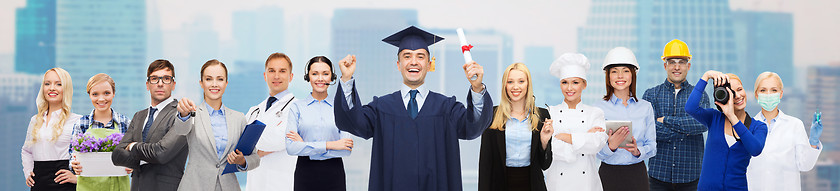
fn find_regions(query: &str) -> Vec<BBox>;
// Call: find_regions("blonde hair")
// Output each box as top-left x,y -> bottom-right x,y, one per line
489,63 -> 540,131
726,73 -> 742,87
754,72 -> 783,94
30,68 -> 73,143
86,73 -> 115,94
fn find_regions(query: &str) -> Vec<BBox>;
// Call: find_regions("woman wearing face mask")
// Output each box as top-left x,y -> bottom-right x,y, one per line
285,56 -> 353,191
593,47 -> 656,191
687,70 -> 767,190
69,73 -> 132,191
478,63 -> 553,191
175,59 -> 260,191
22,68 -> 83,191
746,72 -> 822,191
542,53 -> 608,191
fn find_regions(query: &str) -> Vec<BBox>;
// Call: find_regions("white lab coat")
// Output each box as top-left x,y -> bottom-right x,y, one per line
544,102 -> 608,191
747,110 -> 821,191
245,93 -> 297,191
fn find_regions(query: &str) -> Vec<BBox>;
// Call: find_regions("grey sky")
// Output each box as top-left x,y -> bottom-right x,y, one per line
1,0 -> 838,66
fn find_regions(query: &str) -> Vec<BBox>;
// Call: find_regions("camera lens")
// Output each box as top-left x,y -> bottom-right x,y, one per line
714,85 -> 730,103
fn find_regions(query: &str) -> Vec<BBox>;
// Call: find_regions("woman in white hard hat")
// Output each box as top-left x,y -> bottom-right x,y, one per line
687,71 -> 767,190
543,53 -> 609,191
746,71 -> 821,191
593,47 -> 657,191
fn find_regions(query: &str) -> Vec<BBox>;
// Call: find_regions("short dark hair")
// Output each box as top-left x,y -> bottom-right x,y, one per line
265,53 -> 293,70
147,59 -> 175,77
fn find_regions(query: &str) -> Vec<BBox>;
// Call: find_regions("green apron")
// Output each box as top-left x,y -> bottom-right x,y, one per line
76,126 -> 131,191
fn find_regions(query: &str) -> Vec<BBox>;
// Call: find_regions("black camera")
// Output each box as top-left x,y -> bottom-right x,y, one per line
714,82 -> 735,104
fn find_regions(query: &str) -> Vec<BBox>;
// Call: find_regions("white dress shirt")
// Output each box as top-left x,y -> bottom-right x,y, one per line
747,110 -> 822,191
21,110 -> 82,177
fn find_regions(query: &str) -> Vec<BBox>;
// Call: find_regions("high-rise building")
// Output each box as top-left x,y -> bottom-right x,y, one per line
801,161 -> 840,191
426,28 -> 514,105
731,10 -> 794,92
578,0 -> 740,103
524,46 -> 562,106
15,0 -> 56,75
330,9 -> 419,102
55,0 -> 146,114
232,7 -> 284,62
0,73 -> 42,191
806,64 -> 840,152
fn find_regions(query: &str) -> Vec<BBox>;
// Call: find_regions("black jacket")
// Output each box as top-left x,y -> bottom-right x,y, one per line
478,107 -> 552,191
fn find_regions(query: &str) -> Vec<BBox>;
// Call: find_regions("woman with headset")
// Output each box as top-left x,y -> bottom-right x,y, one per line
285,56 -> 353,191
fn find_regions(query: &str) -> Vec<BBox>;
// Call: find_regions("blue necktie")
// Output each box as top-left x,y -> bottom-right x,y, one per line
142,107 -> 157,142
408,90 -> 419,119
266,97 -> 278,112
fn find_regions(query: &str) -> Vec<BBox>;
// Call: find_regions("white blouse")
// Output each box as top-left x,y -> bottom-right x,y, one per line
747,110 -> 821,191
20,110 -> 82,177
544,102 -> 608,191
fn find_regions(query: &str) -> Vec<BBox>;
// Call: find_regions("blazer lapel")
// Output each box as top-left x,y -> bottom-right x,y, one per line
197,106 -> 217,154
220,106 -> 240,164
148,101 -> 177,142
496,129 -> 506,164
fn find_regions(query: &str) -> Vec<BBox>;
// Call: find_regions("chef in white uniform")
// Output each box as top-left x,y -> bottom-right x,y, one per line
245,53 -> 298,191
544,53 -> 609,191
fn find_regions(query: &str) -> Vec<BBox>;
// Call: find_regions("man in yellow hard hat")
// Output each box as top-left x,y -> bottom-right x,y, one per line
643,39 -> 711,191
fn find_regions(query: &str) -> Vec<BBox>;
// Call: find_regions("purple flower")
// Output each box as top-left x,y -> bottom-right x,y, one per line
72,133 -> 126,153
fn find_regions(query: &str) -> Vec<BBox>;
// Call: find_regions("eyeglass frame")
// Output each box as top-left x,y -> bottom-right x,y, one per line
147,75 -> 175,84
664,58 -> 689,66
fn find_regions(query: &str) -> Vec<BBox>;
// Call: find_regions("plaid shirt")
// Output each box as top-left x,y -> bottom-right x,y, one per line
70,109 -> 131,153
643,79 -> 709,183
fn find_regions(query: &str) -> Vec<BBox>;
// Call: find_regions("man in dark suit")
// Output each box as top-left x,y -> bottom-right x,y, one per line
112,59 -> 189,191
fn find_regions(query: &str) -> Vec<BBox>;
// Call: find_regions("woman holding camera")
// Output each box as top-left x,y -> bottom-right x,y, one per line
686,70 -> 767,191
746,72 -> 822,191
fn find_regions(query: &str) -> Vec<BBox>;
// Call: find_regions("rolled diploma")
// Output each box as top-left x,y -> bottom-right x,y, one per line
457,28 -> 477,80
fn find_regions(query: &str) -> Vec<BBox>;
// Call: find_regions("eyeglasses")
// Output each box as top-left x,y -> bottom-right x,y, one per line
666,59 -> 688,66
147,75 -> 174,84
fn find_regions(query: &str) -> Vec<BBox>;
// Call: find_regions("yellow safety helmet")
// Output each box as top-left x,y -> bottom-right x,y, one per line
662,39 -> 692,61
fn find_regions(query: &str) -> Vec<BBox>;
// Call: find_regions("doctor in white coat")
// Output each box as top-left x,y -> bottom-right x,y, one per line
245,53 -> 298,191
747,72 -> 822,191
544,53 -> 609,191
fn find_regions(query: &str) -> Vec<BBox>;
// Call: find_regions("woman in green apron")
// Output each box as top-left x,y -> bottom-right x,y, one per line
70,73 -> 132,191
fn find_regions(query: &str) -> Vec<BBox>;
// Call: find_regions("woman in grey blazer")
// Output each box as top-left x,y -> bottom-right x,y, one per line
174,59 -> 260,191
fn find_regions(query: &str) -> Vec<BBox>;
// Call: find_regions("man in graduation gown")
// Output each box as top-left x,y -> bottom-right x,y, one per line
333,26 -> 494,191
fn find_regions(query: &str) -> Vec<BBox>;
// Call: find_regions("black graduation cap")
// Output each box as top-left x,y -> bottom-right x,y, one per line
382,26 -> 444,53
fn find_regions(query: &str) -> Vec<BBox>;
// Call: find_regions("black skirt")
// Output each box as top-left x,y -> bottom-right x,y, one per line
31,160 -> 75,191
505,166 -> 531,191
294,156 -> 346,191
599,161 -> 649,191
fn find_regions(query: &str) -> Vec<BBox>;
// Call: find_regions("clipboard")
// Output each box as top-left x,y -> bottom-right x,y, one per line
606,120 -> 633,147
222,120 -> 267,174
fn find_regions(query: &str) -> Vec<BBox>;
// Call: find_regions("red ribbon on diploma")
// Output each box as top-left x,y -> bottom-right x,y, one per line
461,44 -> 474,53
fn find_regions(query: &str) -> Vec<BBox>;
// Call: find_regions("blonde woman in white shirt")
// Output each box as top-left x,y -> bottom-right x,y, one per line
21,68 -> 82,191
544,53 -> 609,191
746,72 -> 822,191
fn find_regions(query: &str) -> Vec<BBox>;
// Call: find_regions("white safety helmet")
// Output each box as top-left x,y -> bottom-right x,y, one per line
602,47 -> 639,71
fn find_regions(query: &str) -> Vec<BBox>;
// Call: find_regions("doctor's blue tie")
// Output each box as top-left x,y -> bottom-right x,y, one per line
142,107 -> 157,142
408,90 -> 418,119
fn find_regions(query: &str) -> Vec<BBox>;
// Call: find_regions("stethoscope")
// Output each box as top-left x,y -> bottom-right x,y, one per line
248,96 -> 295,120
